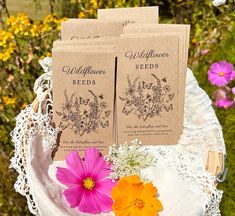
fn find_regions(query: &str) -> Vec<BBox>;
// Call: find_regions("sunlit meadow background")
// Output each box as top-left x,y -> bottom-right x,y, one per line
0,0 -> 235,215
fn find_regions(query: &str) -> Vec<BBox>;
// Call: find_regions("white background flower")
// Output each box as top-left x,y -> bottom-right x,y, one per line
212,0 -> 226,6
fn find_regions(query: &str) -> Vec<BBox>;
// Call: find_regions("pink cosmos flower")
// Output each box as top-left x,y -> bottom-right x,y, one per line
56,148 -> 116,214
208,61 -> 234,87
214,98 -> 234,109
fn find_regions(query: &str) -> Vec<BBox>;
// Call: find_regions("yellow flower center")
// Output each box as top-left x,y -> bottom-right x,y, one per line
219,71 -> 224,76
133,198 -> 145,209
83,177 -> 95,190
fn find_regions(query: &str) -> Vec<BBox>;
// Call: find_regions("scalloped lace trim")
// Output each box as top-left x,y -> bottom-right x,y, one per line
148,145 -> 223,216
10,107 -> 57,215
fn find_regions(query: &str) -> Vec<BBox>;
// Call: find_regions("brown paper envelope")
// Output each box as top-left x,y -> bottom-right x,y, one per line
61,21 -> 123,40
123,24 -> 190,67
52,45 -> 115,51
120,33 -> 185,132
64,18 -> 97,22
115,35 -> 181,145
98,6 -> 159,25
52,49 -> 116,160
53,37 -> 116,47
53,44 -> 116,145
123,24 -> 190,82
122,24 -> 190,132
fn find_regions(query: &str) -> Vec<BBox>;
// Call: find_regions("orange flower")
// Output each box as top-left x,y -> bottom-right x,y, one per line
111,175 -> 163,216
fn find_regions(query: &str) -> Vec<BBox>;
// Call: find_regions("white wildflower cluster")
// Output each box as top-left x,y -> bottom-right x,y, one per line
105,139 -> 156,180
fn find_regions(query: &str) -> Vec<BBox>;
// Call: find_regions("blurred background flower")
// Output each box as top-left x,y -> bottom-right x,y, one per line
0,0 -> 235,215
214,98 -> 234,109
208,61 -> 235,109
0,29 -> 15,61
208,61 -> 234,87
213,0 -> 227,7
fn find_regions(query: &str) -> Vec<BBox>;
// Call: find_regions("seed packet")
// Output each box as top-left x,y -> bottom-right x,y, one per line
122,24 -> 190,131
61,20 -> 123,40
52,47 -> 116,160
53,37 -> 116,47
116,35 -> 182,144
98,6 -> 159,26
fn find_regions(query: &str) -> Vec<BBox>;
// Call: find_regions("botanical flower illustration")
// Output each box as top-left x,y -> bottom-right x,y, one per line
208,61 -> 234,87
105,139 -> 156,180
56,89 -> 111,136
56,148 -> 116,214
111,175 -> 163,216
119,74 -> 175,121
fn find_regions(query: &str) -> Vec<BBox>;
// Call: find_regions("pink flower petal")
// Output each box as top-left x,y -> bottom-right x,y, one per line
56,167 -> 80,187
91,157 -> 112,179
230,71 -> 235,80
63,186 -> 84,208
92,190 -> 113,213
79,190 -> 101,214
208,70 -> 230,87
84,147 -> 102,175
210,62 -> 221,72
66,150 -> 85,179
220,61 -> 233,73
96,178 -> 117,195
83,148 -> 112,180
208,72 -> 218,82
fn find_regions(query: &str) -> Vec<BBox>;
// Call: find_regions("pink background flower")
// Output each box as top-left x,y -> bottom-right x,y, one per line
208,61 -> 234,87
56,148 -> 116,214
232,87 -> 235,95
214,98 -> 234,109
212,89 -> 227,100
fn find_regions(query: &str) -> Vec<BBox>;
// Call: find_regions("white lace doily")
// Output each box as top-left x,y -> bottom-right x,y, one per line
10,57 -> 225,216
